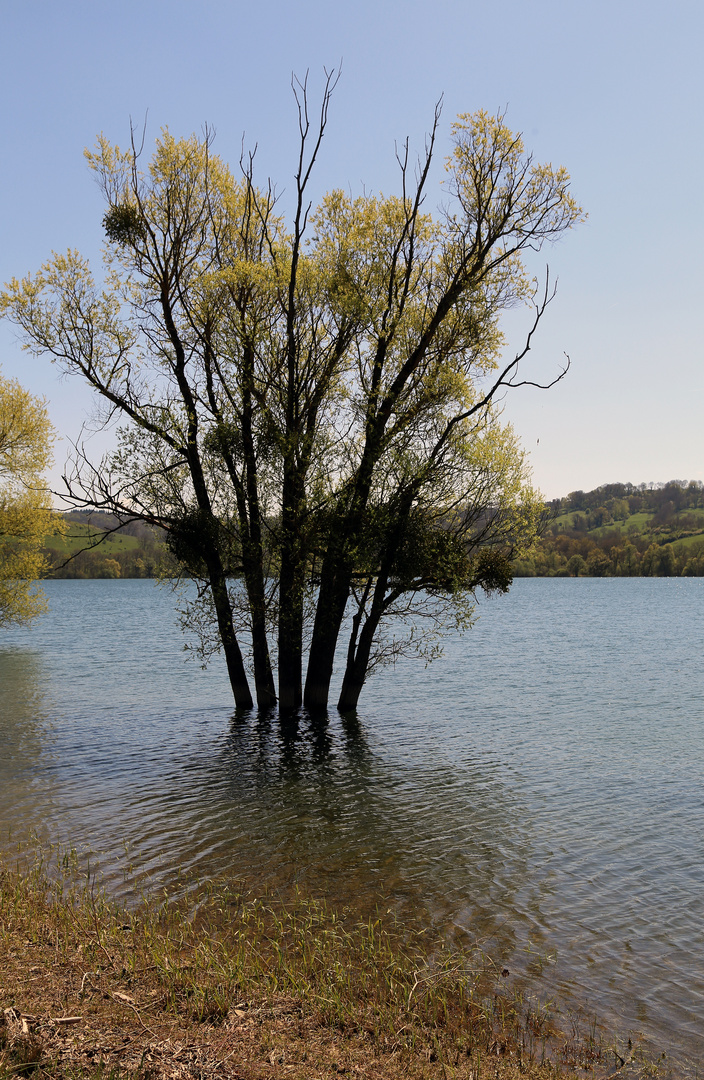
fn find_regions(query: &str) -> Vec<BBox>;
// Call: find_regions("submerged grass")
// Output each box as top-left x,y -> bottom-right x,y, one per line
0,844 -> 672,1079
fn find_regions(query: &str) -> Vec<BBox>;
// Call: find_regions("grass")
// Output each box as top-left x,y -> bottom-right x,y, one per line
42,525 -> 142,555
551,509 -> 704,545
671,532 -> 704,551
0,845 -> 674,1080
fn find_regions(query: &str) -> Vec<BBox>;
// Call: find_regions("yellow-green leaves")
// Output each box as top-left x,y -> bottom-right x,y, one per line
0,102 -> 582,705
447,109 -> 584,254
1,253 -> 136,397
0,372 -> 60,627
0,374 -> 54,482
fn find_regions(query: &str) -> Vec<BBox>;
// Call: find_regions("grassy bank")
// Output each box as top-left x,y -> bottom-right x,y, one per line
0,849 -> 663,1079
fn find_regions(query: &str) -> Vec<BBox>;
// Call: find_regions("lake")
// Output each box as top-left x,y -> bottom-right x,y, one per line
1,577 -> 703,1070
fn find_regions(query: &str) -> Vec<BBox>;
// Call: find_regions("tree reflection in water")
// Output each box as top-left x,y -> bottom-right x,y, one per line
211,706 -> 535,969
0,649 -> 55,839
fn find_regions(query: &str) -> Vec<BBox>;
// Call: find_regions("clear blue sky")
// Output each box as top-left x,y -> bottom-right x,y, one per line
1,0 -> 701,500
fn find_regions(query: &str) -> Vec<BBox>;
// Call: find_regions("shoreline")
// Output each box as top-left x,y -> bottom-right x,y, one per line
0,847 -> 670,1079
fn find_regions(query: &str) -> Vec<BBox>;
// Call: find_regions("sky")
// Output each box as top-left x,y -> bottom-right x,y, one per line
0,0 -> 701,501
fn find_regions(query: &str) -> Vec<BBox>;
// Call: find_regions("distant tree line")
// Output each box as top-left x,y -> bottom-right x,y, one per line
47,542 -> 173,579
514,535 -> 704,578
49,482 -> 704,580
515,481 -> 704,577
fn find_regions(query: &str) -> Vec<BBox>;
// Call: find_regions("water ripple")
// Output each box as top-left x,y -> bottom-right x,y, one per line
1,577 -> 704,1069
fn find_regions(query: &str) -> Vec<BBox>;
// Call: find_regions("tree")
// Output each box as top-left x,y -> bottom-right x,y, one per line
0,371 -> 57,625
0,77 -> 582,709
566,553 -> 587,576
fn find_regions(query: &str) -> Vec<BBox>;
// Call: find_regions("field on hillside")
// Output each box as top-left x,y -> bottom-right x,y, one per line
44,521 -> 143,554
518,481 -> 704,577
42,515 -> 174,578
36,483 -> 704,580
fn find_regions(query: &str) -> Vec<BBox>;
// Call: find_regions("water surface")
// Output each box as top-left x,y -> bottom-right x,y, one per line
1,577 -> 703,1068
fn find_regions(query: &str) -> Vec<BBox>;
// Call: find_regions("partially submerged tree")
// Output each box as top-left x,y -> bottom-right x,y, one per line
0,372 -> 58,626
0,75 -> 582,708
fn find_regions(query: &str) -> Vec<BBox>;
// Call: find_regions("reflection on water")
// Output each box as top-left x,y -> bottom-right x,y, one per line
204,708 -> 535,951
0,649 -> 57,834
1,577 -> 704,1070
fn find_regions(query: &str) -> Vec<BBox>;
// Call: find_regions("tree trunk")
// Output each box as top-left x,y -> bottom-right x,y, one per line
336,579 -> 390,712
278,573 -> 303,710
337,662 -> 366,712
209,567 -> 254,709
337,607 -> 381,711
304,444 -> 383,709
335,499 -> 411,712
303,568 -> 350,709
161,292 -> 255,710
240,353 -> 277,708
339,626 -> 375,708
247,578 -> 277,707
278,471 -> 306,710
336,581 -> 374,711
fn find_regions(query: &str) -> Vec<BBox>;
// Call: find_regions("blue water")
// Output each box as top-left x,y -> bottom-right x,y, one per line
1,577 -> 703,1068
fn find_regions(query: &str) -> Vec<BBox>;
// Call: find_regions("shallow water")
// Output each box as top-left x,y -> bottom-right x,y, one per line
1,577 -> 703,1068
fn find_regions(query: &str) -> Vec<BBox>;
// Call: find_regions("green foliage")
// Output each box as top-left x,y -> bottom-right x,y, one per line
165,507 -> 229,577
0,86 -> 581,708
102,202 -> 145,245
0,371 -> 61,626
472,548 -> 513,593
515,480 -> 704,577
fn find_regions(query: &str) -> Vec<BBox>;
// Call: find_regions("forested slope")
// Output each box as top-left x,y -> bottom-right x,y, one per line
516,480 -> 704,577
42,482 -> 704,580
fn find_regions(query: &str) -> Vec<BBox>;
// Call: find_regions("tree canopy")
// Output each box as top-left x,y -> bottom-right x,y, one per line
0,79 -> 582,708
0,371 -> 57,626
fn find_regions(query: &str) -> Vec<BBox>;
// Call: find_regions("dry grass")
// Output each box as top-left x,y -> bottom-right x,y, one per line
0,846 -> 669,1079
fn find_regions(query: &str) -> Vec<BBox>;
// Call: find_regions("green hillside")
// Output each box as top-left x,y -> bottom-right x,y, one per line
39,482 -> 704,580
43,514 -> 175,579
45,522 -> 142,554
516,480 -> 704,577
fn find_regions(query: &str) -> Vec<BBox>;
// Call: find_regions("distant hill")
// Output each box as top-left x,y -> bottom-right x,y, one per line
43,511 -> 175,579
41,481 -> 704,580
515,480 -> 704,577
